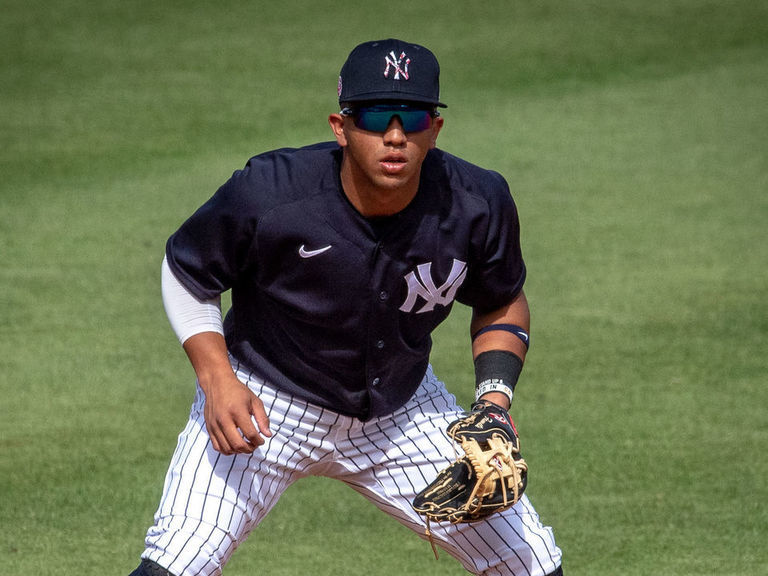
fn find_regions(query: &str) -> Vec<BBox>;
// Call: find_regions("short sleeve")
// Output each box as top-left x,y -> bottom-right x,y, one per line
165,166 -> 258,300
456,171 -> 526,312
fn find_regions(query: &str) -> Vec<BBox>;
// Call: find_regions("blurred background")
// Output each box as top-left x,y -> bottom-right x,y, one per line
1,1 -> 766,574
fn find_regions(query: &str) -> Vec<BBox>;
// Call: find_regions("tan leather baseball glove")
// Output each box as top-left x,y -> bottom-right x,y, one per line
412,401 -> 528,525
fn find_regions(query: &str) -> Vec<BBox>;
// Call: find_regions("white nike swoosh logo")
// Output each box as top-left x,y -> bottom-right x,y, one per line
299,244 -> 332,258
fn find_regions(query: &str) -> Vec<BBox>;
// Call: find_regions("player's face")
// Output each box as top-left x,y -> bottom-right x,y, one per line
329,105 -> 443,214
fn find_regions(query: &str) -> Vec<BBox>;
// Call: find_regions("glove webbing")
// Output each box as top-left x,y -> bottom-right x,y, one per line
421,434 -> 526,560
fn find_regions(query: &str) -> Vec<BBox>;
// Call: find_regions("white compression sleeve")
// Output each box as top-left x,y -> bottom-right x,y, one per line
161,255 -> 224,345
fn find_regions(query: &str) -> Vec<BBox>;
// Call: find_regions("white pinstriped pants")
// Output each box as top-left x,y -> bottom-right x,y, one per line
141,362 -> 562,576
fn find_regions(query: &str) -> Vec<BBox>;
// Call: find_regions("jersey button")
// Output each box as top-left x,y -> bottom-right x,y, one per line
372,377 -> 381,387
376,340 -> 385,349
379,291 -> 389,301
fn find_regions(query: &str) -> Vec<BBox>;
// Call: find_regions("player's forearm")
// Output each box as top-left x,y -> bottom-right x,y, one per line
470,290 -> 531,409
182,331 -> 237,390
470,290 -> 530,360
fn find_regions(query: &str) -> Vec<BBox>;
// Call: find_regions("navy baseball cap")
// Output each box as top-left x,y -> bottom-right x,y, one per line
338,39 -> 446,108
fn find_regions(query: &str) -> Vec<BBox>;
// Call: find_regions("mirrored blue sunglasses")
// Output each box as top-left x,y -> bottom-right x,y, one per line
340,104 -> 438,133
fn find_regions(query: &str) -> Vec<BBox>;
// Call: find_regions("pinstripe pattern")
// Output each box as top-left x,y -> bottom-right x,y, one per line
142,364 -> 561,575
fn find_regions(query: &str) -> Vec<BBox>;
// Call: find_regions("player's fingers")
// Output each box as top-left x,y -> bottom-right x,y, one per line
232,414 -> 263,451
203,385 -> 266,454
203,405 -> 228,454
250,396 -> 272,439
206,407 -> 249,455
217,406 -> 262,454
205,420 -> 233,455
215,420 -> 253,454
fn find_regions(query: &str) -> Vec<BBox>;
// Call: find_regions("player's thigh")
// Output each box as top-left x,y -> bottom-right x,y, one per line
336,371 -> 461,532
142,383 -> 316,574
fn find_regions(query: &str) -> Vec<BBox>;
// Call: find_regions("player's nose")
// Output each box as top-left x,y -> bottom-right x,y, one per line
383,117 -> 407,144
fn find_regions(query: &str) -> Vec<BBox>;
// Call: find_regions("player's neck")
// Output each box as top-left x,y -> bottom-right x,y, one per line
339,161 -> 419,218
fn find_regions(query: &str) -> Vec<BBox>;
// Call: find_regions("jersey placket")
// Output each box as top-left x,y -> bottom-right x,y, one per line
364,239 -> 395,417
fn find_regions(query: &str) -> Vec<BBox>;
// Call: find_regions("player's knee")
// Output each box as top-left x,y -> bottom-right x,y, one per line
128,559 -> 176,576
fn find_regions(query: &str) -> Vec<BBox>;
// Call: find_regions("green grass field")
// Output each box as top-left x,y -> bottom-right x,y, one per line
2,1 -> 766,574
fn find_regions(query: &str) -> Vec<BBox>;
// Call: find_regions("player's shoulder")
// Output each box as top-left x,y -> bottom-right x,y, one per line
212,142 -> 340,211
239,142 -> 340,189
425,148 -> 511,202
246,141 -> 339,165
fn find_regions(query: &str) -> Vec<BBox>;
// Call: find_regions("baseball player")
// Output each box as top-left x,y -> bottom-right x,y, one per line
128,39 -> 563,576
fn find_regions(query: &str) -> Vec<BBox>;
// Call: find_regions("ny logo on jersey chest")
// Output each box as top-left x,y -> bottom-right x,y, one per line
399,259 -> 467,314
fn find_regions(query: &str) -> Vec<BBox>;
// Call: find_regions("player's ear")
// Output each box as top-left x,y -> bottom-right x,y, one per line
428,115 -> 444,149
328,114 -> 348,147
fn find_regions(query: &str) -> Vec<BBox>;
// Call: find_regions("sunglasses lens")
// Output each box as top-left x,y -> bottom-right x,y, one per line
353,106 -> 433,133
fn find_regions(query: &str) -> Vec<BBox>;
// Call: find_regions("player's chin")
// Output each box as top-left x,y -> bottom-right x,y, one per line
376,166 -> 417,188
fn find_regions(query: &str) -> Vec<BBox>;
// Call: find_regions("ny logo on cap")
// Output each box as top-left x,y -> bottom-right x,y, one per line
384,50 -> 410,80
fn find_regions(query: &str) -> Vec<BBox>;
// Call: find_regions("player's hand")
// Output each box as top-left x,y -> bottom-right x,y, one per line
181,332 -> 272,455
200,372 -> 272,455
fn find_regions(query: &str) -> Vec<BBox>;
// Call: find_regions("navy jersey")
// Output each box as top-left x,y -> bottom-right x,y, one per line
166,142 -> 525,420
